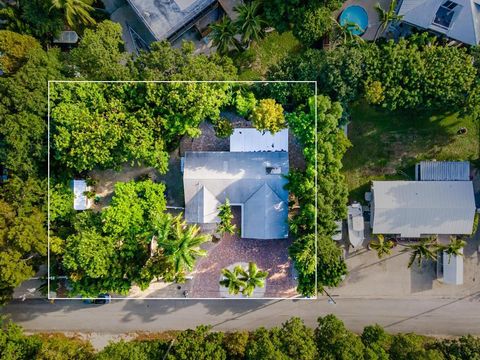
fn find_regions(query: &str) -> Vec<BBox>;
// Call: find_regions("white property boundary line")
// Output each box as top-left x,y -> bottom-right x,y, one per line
47,80 -> 318,300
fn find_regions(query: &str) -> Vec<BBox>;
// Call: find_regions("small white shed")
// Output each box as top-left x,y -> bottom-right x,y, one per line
73,180 -> 91,211
442,249 -> 464,285
230,128 -> 288,152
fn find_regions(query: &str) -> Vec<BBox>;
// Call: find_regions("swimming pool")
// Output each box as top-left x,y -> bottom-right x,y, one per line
339,5 -> 368,36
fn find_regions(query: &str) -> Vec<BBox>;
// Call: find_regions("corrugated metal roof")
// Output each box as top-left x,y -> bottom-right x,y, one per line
230,128 -> 288,152
418,161 -> 470,181
372,181 -> 475,237
183,151 -> 289,239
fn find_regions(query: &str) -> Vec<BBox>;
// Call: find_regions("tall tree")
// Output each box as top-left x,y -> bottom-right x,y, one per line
439,237 -> 466,264
156,214 -> 210,280
50,0 -> 96,28
219,266 -> 246,295
369,234 -> 395,259
373,0 -> 403,41
234,1 -> 266,46
238,262 -> 268,297
250,98 -> 285,134
210,16 -> 242,55
69,20 -> 130,80
216,199 -> 236,237
403,237 -> 439,268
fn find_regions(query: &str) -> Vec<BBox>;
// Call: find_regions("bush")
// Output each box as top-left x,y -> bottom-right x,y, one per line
235,91 -> 257,117
214,118 -> 234,138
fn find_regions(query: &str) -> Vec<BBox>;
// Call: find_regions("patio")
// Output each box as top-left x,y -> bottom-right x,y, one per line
189,207 -> 298,298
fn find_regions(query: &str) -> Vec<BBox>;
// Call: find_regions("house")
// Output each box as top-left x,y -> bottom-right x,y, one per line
72,180 -> 91,211
125,0 -> 227,44
183,150 -> 289,240
370,180 -> 476,237
415,161 -> 470,181
397,0 -> 480,45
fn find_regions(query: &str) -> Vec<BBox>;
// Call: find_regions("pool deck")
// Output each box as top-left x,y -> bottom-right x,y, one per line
336,0 -> 392,41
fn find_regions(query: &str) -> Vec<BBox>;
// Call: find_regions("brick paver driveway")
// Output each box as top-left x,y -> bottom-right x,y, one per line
190,207 -> 298,298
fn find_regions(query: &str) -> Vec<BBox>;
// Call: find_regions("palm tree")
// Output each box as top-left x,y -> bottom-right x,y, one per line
331,18 -> 365,47
156,213 -> 210,278
51,0 -> 96,28
238,262 -> 268,297
439,237 -> 466,264
369,234 -> 395,259
402,237 -> 439,268
219,266 -> 246,295
210,16 -> 242,55
217,198 -> 236,237
234,1 -> 266,46
373,0 -> 403,41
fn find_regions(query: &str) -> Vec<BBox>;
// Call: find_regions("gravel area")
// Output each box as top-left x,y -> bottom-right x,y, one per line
190,207 -> 297,298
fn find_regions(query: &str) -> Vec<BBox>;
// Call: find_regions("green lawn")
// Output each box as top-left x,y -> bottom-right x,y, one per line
343,102 -> 479,202
235,31 -> 301,80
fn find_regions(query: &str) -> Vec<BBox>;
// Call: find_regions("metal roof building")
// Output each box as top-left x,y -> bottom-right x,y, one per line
442,250 -> 464,285
72,180 -> 90,211
230,129 -> 289,152
397,0 -> 480,45
416,161 -> 470,181
183,151 -> 289,239
371,181 -> 476,237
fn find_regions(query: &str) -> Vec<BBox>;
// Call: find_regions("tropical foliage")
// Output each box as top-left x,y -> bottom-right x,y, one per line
3,315 -> 478,359
369,235 -> 395,259
219,262 -> 268,296
217,199 -> 236,237
250,98 -> 285,134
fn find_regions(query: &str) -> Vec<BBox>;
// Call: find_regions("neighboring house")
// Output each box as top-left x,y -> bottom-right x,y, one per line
125,0 -> 227,44
72,180 -> 91,211
415,161 -> 470,181
397,0 -> 480,45
183,129 -> 290,239
370,180 -> 476,237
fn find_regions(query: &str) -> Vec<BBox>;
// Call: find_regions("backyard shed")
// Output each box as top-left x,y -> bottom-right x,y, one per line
183,151 -> 289,239
230,128 -> 288,152
371,181 -> 476,237
72,180 -> 91,211
416,161 -> 470,181
442,249 -> 464,285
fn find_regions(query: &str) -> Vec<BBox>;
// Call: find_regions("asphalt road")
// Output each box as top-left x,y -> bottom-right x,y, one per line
2,293 -> 480,336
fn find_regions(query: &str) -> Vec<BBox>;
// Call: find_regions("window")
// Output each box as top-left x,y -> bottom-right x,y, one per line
433,1 -> 458,29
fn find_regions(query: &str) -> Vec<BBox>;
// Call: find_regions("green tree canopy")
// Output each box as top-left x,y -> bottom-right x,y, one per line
250,98 -> 285,134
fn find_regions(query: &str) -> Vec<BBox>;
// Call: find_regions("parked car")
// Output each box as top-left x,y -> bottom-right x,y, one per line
83,294 -> 111,305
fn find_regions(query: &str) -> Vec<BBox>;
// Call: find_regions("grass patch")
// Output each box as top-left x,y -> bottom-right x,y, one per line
343,102 -> 479,202
235,31 -> 301,80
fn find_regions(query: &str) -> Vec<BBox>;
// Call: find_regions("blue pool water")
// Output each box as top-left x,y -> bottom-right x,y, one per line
339,5 -> 368,36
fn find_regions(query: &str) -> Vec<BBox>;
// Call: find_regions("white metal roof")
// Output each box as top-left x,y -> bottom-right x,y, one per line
73,180 -> 89,211
398,0 -> 480,45
372,181 -> 476,237
230,128 -> 288,152
443,249 -> 463,285
418,161 -> 470,181
183,151 -> 289,239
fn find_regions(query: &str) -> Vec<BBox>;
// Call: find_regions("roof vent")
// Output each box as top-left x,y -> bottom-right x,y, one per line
266,166 -> 281,175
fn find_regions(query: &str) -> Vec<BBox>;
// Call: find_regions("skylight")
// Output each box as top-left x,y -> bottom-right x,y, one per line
433,0 -> 458,29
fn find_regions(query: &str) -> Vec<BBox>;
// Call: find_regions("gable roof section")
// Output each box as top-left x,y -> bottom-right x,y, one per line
185,185 -> 220,223
398,0 -> 480,45
184,151 -> 289,239
372,181 -> 476,237
243,183 -> 289,239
